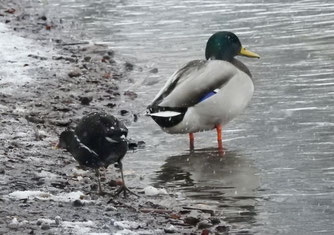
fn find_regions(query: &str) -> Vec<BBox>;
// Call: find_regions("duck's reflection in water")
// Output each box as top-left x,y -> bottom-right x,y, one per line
154,148 -> 260,228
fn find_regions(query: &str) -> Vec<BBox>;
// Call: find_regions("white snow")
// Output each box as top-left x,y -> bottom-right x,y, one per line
165,224 -> 177,232
7,217 -> 28,229
54,191 -> 87,202
114,220 -> 143,229
35,170 -> 59,180
114,229 -> 138,235
89,233 -> 111,235
8,190 -> 51,200
143,186 -> 168,196
88,233 -> 111,235
8,190 -> 90,202
71,167 -> 90,177
37,218 -> 55,225
40,218 -> 96,234
61,220 -> 95,233
31,217 -> 98,235
0,23 -> 52,94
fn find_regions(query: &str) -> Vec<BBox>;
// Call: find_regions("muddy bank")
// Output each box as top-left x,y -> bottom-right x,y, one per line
0,1 -> 228,234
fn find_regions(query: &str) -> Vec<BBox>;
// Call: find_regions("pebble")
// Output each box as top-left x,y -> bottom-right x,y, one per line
106,103 -> 116,108
120,110 -> 129,116
149,68 -> 158,73
90,183 -> 98,191
184,216 -> 200,226
133,114 -> 138,122
25,114 -> 45,124
72,199 -> 84,207
84,56 -> 91,62
164,224 -> 177,233
216,225 -> 229,232
36,179 -> 45,186
53,105 -> 71,112
210,217 -> 220,225
108,180 -> 118,187
124,62 -> 134,71
102,55 -> 111,61
68,71 -> 81,78
55,216 -> 62,226
105,205 -> 116,211
39,16 -> 47,21
79,96 -> 93,105
197,220 -> 212,229
8,217 -> 19,229
201,229 -> 210,235
28,54 -> 47,60
41,223 -> 50,230
137,141 -> 145,148
49,119 -> 71,127
107,50 -> 114,57
123,90 -> 138,100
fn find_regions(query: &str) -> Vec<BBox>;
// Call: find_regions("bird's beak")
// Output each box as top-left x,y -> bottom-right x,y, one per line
239,47 -> 260,58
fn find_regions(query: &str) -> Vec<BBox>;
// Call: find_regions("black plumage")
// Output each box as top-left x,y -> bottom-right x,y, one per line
57,112 -> 134,196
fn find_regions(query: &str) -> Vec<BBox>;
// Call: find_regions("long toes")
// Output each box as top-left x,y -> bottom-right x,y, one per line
113,186 -> 139,197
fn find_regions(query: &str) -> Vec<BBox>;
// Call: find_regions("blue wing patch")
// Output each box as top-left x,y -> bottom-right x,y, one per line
199,89 -> 218,102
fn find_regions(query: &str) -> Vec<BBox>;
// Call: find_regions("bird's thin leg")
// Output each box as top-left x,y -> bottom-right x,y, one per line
95,168 -> 103,195
113,162 -> 138,197
189,133 -> 194,151
215,124 -> 223,151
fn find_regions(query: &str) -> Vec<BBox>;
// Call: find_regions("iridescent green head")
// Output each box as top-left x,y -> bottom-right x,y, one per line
205,31 -> 260,61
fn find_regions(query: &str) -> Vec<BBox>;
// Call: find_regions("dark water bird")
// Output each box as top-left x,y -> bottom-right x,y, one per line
57,112 -> 135,197
147,31 -> 260,150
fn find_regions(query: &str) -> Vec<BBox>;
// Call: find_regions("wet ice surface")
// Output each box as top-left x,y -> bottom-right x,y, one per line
4,0 -> 334,234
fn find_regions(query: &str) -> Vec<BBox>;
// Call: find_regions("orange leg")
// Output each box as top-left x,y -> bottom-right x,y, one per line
189,133 -> 194,151
215,124 -> 223,150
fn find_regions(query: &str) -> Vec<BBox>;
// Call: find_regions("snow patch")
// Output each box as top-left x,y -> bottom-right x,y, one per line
88,233 -> 111,235
37,218 -> 55,225
144,186 -> 168,196
71,167 -> 90,177
59,220 -> 95,235
8,190 -> 89,202
7,217 -> 29,229
114,220 -> 143,229
8,190 -> 51,200
35,170 -> 58,179
114,229 -> 137,235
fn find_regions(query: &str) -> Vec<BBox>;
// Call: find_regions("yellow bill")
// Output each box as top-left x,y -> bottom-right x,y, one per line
239,47 -> 260,58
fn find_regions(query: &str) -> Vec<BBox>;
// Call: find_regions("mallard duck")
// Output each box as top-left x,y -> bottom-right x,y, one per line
147,31 -> 260,149
57,112 -> 135,197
